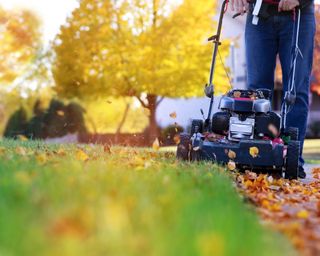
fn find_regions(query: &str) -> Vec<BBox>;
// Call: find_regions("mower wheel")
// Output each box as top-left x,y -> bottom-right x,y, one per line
176,133 -> 191,161
284,141 -> 300,180
285,127 -> 299,141
191,119 -> 203,135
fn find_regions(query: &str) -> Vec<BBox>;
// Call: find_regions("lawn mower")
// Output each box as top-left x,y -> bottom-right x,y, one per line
177,0 -> 302,179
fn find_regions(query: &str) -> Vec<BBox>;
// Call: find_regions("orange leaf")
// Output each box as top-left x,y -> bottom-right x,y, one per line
169,112 -> 177,119
227,150 -> 236,159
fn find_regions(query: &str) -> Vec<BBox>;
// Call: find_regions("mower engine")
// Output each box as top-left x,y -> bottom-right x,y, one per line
211,89 -> 280,141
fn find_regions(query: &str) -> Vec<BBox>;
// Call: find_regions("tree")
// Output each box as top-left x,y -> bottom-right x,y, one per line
0,7 -> 41,85
53,0 -> 230,139
311,5 -> 320,95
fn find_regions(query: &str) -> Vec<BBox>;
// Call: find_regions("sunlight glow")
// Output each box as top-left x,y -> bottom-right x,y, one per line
0,0 -> 79,44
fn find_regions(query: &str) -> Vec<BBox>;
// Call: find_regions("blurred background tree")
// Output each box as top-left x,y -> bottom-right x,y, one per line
0,7 -> 41,84
53,0 -> 230,140
0,6 -> 43,134
311,5 -> 320,94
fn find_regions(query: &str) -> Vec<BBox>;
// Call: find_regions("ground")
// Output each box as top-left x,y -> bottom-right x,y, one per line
0,140 -> 296,256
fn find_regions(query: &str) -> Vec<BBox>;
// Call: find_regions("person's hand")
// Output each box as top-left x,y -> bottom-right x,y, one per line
278,0 -> 299,11
230,0 -> 249,15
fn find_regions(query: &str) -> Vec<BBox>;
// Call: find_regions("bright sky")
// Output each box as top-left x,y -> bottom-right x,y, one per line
0,0 -> 79,44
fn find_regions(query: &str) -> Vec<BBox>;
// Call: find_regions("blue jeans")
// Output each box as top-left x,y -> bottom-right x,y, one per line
245,4 -> 316,167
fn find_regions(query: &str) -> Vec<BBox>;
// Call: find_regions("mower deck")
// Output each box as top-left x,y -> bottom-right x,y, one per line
198,139 -> 285,169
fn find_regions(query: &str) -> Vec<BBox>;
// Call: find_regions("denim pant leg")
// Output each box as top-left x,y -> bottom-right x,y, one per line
278,11 -> 316,167
245,15 -> 278,91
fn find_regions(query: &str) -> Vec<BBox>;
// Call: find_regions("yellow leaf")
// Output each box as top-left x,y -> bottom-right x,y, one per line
152,138 -> 160,151
169,112 -> 177,119
297,209 -> 309,219
0,147 -> 6,155
17,135 -> 28,141
227,161 -> 236,171
227,150 -> 236,159
57,110 -> 65,116
15,146 -> 27,156
249,147 -> 259,158
57,148 -> 66,156
76,149 -> 89,161
36,153 -> 47,165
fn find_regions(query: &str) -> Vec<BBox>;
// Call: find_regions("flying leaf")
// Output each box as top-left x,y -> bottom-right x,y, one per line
57,110 -> 65,116
249,147 -> 259,158
268,124 -> 279,137
152,138 -> 160,151
169,112 -> 177,119
173,134 -> 181,145
227,150 -> 236,159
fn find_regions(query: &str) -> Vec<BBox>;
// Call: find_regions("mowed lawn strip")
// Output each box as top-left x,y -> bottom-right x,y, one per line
0,140 -> 295,256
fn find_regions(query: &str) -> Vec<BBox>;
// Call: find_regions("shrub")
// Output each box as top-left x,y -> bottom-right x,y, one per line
3,107 -> 28,138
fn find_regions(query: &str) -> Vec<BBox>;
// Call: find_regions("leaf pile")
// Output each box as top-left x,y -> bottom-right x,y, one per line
236,168 -> 320,256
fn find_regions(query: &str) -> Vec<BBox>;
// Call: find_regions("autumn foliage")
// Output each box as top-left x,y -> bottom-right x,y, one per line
0,7 -> 41,85
53,0 -> 230,138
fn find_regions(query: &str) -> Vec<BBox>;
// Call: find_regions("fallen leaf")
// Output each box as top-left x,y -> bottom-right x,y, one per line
36,153 -> 47,165
297,210 -> 309,219
233,91 -> 241,98
249,147 -> 259,158
15,146 -> 27,156
0,147 -> 6,155
17,135 -> 28,141
152,138 -> 160,151
227,161 -> 236,171
76,149 -> 89,161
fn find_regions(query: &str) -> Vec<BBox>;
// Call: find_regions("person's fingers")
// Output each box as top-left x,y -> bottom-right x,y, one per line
235,0 -> 240,12
278,0 -> 284,11
230,0 -> 235,11
244,1 -> 249,11
241,0 -> 248,12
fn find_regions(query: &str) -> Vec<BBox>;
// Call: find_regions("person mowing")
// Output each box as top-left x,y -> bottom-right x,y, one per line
230,0 -> 316,178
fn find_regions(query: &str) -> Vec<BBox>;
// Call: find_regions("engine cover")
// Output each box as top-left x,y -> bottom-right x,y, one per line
228,116 -> 255,141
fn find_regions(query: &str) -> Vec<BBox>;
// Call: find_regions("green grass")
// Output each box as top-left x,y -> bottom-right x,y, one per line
0,140 -> 295,256
303,139 -> 320,164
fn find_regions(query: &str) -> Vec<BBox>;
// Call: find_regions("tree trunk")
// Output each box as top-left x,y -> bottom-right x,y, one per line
116,102 -> 130,135
146,94 -> 159,143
